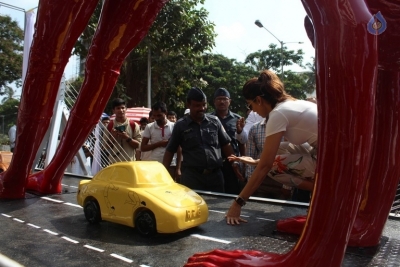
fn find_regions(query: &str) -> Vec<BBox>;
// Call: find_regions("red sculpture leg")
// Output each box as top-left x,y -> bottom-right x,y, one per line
348,76 -> 400,247
0,0 -> 98,199
276,215 -> 306,235
277,2 -> 400,248
347,1 -> 400,248
185,0 -> 378,265
26,0 -> 168,194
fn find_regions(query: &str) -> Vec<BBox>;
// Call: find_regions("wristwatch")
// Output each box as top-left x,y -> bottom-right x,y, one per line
235,196 -> 246,207
126,138 -> 132,143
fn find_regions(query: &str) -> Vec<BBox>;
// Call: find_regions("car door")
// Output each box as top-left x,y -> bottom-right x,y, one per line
105,166 -> 138,226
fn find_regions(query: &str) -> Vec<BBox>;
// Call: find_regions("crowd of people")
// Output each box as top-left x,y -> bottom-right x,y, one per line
86,69 -> 317,206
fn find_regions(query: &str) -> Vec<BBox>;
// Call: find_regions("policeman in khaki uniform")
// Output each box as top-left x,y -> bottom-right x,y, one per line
163,87 -> 235,192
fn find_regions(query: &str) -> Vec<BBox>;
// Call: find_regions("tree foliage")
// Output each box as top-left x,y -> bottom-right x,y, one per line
72,0 -> 216,115
72,1 -> 102,60
0,98 -> 19,135
122,0 -> 216,109
70,2 -> 315,115
245,43 -> 304,73
244,44 -> 315,99
0,16 -> 23,95
283,71 -> 312,99
1,86 -> 20,104
304,57 -> 316,94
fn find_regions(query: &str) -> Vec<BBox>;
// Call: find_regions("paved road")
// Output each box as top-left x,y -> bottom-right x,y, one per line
0,176 -> 399,267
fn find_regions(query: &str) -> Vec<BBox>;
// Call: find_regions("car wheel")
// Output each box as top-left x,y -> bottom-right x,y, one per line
84,200 -> 101,224
135,210 -> 156,237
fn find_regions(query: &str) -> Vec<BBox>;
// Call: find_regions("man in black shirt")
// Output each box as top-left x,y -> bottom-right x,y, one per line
163,87 -> 235,192
210,88 -> 245,194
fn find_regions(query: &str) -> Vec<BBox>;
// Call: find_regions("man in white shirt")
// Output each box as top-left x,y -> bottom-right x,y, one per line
235,111 -> 263,145
141,102 -> 181,180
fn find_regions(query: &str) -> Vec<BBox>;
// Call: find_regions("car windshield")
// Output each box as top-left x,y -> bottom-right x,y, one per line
134,164 -> 172,185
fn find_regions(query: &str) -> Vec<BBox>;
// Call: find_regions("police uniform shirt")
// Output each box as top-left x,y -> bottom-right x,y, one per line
166,114 -> 231,169
210,110 -> 241,156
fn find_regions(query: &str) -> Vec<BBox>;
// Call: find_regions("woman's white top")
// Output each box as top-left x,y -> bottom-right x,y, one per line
266,100 -> 318,147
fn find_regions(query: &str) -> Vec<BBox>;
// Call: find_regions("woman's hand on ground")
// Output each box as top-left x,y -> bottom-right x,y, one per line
225,201 -> 248,225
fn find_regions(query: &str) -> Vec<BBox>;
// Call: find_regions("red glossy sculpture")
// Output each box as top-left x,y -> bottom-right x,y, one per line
184,0 -> 400,266
0,0 -> 398,266
0,0 -> 168,197
278,0 -> 400,250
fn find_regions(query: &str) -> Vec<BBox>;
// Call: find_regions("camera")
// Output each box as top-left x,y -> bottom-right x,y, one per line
114,125 -> 126,132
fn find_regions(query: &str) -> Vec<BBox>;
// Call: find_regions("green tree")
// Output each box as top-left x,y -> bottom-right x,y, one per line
0,16 -> 24,95
0,98 -> 19,135
304,57 -> 316,95
72,0 -> 216,112
245,43 -> 304,75
1,86 -> 20,104
72,1 -> 103,74
124,0 -> 216,109
283,71 -> 313,99
244,44 -> 316,99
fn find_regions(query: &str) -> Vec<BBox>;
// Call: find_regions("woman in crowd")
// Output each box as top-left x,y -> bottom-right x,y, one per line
227,69 -> 317,225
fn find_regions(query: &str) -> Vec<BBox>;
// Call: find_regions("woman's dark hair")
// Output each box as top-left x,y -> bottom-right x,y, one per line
243,70 -> 294,108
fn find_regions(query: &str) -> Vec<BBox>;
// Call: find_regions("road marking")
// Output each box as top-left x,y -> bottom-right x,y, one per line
84,245 -> 105,252
0,253 -> 24,267
140,265 -> 151,267
43,229 -> 59,235
63,202 -> 82,208
41,197 -> 64,203
191,234 -> 231,244
61,184 -> 78,189
256,217 -> 275,221
62,236 -> 79,244
110,253 -> 133,263
1,198 -> 144,265
27,223 -> 41,229
209,210 -> 225,214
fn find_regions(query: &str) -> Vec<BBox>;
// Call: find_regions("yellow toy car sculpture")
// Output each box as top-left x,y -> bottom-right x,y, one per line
77,161 -> 208,236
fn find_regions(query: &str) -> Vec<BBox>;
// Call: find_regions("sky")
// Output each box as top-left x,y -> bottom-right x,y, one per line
1,0 -> 315,92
